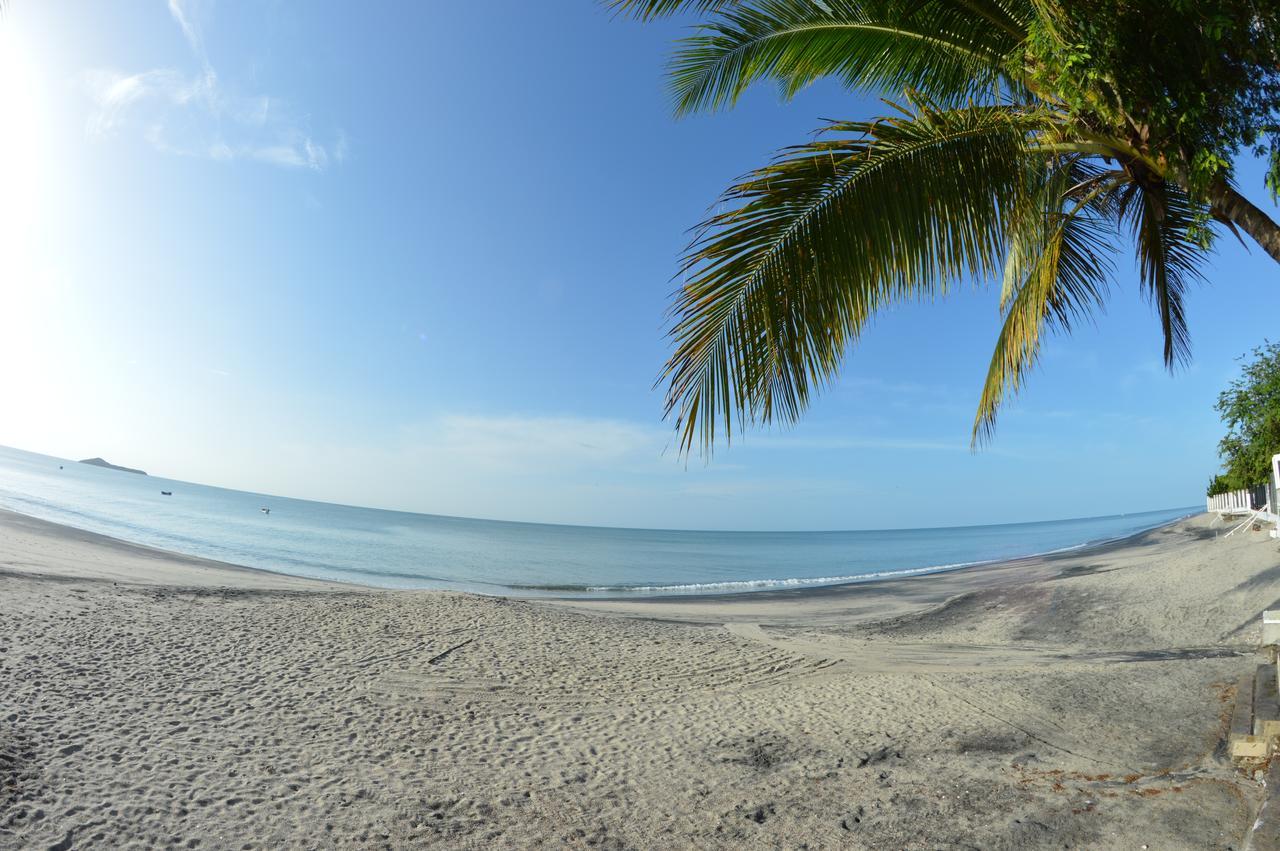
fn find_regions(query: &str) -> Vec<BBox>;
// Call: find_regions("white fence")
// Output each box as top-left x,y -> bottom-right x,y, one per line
1208,488 -> 1260,513
1207,457 -> 1280,524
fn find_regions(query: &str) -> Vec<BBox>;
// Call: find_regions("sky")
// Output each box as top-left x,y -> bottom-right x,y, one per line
0,1 -> 1276,531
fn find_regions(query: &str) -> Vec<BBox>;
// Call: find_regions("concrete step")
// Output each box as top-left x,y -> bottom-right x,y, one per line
1232,662 -> 1280,763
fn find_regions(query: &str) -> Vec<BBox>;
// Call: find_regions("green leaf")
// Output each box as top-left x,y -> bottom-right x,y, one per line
603,0 -> 738,21
668,0 -> 1025,115
972,158 -> 1115,444
662,101 -> 1050,454
1116,179 -> 1207,368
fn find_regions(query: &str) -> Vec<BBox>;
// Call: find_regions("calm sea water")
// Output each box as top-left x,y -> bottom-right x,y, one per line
0,444 -> 1197,597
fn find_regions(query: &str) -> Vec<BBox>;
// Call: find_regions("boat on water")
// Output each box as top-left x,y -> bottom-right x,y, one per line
160,491 -> 172,496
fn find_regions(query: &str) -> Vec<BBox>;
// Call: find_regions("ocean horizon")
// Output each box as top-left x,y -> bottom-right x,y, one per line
0,444 -> 1198,597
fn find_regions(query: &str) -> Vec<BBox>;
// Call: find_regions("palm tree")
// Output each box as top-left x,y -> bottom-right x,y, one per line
612,0 -> 1280,452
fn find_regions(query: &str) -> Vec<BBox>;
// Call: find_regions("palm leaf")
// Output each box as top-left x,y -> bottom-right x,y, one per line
663,101 -> 1050,453
972,158 -> 1115,444
1117,180 -> 1207,368
669,0 -> 1025,115
605,0 -> 739,20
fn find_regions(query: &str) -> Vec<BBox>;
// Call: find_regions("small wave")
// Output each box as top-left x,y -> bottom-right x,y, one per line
570,512 -> 1198,595
581,561 -> 987,594
503,583 -> 595,592
0,464 -> 1199,598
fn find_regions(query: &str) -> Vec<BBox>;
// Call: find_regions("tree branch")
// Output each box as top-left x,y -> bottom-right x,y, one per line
1206,181 -> 1280,264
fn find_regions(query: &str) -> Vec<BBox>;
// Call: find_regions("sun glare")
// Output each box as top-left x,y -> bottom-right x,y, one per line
0,24 -> 48,245
0,22 -> 75,450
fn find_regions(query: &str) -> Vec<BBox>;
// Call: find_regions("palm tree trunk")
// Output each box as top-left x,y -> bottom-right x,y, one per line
1207,181 -> 1280,264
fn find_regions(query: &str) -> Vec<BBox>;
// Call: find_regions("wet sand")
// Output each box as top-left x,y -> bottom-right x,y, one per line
0,508 -> 1274,848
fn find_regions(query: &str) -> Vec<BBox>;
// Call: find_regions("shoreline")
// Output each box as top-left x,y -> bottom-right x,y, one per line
1,505 -> 1273,847
0,504 -> 1199,604
0,507 -> 353,592
571,509 -> 1198,604
543,511 -> 1221,628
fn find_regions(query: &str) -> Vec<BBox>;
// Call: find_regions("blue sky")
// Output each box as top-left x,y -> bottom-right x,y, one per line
0,1 -> 1276,530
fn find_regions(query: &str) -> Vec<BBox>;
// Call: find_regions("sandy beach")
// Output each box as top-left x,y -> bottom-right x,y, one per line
1,508 -> 1275,849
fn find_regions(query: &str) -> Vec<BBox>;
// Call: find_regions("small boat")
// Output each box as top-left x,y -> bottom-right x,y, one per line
160,490 -> 172,496
260,507 -> 271,515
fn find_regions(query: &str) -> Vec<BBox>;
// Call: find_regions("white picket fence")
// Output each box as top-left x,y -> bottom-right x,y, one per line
1208,488 -> 1258,513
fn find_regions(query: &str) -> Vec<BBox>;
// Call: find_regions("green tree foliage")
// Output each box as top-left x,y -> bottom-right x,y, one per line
610,0 -> 1280,453
1028,0 -> 1280,203
1206,474 -> 1235,498
1213,342 -> 1280,493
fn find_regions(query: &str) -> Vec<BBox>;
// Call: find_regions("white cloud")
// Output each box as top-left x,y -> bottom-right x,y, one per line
238,413 -> 689,525
207,413 -> 978,528
372,414 -> 667,476
167,0 -> 204,56
82,2 -> 342,171
188,410 -> 866,531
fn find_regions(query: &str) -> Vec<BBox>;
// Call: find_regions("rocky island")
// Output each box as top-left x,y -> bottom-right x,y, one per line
79,457 -> 147,476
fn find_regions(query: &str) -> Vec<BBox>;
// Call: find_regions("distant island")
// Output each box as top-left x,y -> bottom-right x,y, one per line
79,457 -> 147,476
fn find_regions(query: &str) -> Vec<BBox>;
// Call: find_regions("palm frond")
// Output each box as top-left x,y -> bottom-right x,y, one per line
663,101 -> 1051,454
605,0 -> 739,20
670,0 -> 1025,114
972,158 -> 1114,444
1117,180 -> 1208,368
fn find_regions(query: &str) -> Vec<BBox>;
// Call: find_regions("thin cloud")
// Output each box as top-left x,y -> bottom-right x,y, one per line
251,412 -> 860,527
82,1 -> 342,171
167,0 -> 204,56
421,414 -> 663,472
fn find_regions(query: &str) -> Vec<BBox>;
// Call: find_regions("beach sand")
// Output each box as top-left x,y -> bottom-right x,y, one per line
1,508 -> 1275,849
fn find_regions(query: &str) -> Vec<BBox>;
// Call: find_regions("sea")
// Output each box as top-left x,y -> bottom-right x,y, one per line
0,444 -> 1198,597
